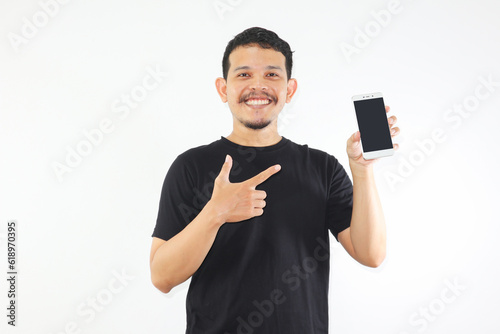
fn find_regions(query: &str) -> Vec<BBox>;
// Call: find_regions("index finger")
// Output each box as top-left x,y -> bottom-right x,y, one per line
246,164 -> 281,188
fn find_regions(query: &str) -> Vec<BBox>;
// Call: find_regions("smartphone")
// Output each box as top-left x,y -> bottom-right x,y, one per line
352,92 -> 394,160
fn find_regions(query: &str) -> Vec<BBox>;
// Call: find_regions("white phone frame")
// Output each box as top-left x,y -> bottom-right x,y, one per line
352,92 -> 394,160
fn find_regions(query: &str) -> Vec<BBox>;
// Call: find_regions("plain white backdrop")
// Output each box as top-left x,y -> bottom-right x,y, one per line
1,0 -> 499,333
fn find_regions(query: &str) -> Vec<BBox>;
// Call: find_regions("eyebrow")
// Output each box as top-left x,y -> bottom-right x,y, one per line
233,65 -> 284,72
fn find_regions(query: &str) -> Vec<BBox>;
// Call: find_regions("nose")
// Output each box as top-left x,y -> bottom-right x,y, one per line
249,76 -> 267,91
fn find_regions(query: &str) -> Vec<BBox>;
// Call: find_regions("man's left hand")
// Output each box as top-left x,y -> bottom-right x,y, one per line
346,105 -> 400,168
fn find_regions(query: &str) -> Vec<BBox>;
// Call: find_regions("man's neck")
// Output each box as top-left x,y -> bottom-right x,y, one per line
226,125 -> 282,147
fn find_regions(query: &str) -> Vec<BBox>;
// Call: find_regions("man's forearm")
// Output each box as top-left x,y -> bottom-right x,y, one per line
349,162 -> 387,267
150,202 -> 223,293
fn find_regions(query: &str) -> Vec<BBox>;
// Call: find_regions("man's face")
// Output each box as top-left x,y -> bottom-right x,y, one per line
216,44 -> 297,130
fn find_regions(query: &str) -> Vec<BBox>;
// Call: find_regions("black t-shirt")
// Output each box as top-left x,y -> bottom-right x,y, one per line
152,137 -> 353,334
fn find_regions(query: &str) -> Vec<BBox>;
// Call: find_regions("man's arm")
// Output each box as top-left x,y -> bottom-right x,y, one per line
150,155 -> 281,293
338,164 -> 386,268
150,204 -> 222,293
338,107 -> 399,268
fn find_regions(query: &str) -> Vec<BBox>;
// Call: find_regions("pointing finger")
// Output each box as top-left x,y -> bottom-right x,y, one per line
246,164 -> 281,188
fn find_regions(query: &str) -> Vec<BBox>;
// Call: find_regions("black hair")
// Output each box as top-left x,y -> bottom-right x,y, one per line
222,27 -> 293,81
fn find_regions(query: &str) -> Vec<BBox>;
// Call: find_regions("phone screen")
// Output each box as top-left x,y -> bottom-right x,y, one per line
353,97 -> 393,152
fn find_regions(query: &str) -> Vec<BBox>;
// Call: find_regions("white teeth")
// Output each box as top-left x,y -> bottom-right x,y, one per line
245,99 -> 271,105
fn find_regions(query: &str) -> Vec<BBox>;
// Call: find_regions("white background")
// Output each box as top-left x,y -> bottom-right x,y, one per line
1,0 -> 499,333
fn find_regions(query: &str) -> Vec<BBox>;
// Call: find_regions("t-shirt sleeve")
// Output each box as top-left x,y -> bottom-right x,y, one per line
326,156 -> 353,242
152,154 -> 196,241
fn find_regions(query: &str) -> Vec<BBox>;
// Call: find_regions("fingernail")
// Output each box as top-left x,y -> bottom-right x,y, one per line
391,128 -> 396,134
225,155 -> 230,162
275,165 -> 281,171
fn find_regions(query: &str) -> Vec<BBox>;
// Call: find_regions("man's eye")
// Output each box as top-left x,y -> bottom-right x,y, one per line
238,73 -> 249,77
267,73 -> 278,77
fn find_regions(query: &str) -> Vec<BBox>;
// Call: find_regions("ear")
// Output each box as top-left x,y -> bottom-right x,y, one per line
215,77 -> 228,103
286,78 -> 298,103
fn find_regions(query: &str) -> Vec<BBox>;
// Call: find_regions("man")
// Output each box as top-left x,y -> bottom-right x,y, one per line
150,27 -> 399,334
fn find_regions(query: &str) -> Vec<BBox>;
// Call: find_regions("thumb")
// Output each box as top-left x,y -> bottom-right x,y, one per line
216,154 -> 233,183
348,131 -> 361,147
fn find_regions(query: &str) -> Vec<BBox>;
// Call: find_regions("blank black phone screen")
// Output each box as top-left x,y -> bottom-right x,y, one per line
354,97 -> 393,152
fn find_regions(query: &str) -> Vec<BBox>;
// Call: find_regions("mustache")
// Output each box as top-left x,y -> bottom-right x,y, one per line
239,91 -> 278,104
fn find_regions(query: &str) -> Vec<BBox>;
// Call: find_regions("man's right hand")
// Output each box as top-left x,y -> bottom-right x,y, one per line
150,154 -> 280,293
208,154 -> 281,225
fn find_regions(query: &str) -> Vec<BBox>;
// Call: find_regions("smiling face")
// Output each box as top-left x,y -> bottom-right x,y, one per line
216,44 -> 297,131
